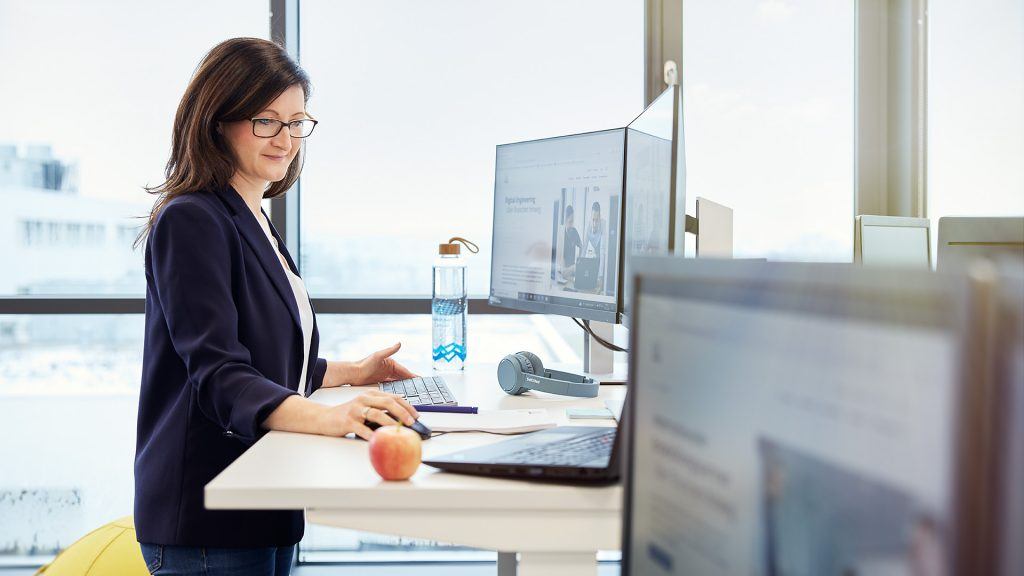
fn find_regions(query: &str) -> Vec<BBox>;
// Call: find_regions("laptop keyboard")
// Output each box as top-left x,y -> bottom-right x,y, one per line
378,376 -> 457,406
500,428 -> 615,466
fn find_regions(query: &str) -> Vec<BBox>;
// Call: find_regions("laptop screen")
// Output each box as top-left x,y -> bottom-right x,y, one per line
623,261 -> 967,576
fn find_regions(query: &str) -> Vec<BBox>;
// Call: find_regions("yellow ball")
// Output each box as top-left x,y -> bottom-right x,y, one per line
35,516 -> 148,576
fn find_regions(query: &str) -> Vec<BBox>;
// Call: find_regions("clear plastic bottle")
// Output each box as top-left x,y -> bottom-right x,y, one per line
432,237 -> 477,371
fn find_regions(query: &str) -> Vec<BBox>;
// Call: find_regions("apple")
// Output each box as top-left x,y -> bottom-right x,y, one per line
368,423 -> 422,481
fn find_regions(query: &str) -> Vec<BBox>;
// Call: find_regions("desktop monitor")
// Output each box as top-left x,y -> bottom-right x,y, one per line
622,257 -> 992,575
937,216 -> 1024,271
855,215 -> 931,268
620,84 -> 685,327
694,197 -> 734,258
489,128 -> 625,323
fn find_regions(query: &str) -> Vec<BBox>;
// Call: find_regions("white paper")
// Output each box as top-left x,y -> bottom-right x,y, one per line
418,409 -> 557,434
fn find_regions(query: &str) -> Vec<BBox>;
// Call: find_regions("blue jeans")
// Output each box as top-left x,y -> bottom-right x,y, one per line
139,543 -> 293,576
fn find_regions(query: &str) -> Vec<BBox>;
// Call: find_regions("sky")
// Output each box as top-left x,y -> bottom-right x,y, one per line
928,0 -> 1024,229
296,0 -> 644,295
683,0 -> 855,261
0,0 -> 268,204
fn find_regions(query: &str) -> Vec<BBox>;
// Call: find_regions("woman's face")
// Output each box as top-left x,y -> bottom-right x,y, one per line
222,84 -> 306,187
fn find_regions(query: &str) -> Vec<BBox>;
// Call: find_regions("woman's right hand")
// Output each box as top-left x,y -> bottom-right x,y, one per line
317,391 -> 420,440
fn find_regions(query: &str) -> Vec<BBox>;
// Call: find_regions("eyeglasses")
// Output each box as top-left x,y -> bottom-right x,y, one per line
250,118 -> 318,138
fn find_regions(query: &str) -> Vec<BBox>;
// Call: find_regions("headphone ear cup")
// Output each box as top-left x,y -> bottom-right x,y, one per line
518,351 -> 545,376
512,352 -> 534,376
497,354 -> 527,395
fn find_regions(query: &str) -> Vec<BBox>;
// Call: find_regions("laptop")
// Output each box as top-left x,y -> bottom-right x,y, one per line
574,256 -> 600,291
423,399 -> 624,484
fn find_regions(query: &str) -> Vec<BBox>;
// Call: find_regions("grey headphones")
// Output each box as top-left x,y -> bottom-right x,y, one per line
497,351 -> 599,398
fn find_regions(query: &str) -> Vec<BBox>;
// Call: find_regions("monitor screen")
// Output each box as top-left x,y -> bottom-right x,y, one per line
489,129 -> 625,323
625,262 -> 964,576
622,87 -> 675,323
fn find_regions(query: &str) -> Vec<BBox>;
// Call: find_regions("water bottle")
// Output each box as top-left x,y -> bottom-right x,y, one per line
432,237 -> 478,371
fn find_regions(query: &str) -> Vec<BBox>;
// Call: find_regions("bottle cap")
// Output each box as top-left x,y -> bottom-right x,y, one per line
439,237 -> 479,256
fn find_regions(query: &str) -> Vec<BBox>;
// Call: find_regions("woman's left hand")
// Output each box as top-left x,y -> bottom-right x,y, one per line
349,342 -> 417,386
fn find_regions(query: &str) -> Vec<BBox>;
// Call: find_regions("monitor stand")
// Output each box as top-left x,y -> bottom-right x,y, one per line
547,322 -> 628,384
581,321 -> 627,385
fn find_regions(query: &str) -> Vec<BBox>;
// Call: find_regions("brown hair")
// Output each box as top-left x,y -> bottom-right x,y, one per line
135,37 -> 311,248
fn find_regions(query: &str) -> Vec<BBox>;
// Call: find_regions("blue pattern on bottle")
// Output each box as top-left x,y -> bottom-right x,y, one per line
432,342 -> 467,362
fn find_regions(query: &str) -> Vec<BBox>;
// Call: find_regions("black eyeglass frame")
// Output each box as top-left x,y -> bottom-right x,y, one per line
249,117 -> 319,138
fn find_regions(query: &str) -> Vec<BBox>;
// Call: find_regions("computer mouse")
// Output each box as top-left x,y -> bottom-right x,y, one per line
363,419 -> 432,441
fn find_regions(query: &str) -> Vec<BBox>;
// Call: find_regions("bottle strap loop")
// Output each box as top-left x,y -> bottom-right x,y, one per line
448,237 -> 479,254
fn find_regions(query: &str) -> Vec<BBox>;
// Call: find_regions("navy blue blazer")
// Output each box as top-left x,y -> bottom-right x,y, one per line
135,185 -> 327,547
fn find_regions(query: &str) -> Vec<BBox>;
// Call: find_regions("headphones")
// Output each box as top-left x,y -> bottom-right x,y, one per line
497,351 -> 599,398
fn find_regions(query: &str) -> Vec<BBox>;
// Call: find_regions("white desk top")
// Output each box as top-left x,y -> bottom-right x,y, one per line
205,363 -> 626,516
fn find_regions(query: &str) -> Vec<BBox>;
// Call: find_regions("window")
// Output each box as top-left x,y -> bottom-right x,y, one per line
0,0 -> 902,568
0,315 -> 144,558
927,0 -> 1024,235
315,314 -> 580,371
294,0 -> 640,558
0,0 -> 269,561
682,0 -> 855,261
0,1 -> 269,296
297,0 -> 644,297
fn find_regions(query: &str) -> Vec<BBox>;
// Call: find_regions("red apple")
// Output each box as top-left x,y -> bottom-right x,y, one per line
368,424 -> 422,481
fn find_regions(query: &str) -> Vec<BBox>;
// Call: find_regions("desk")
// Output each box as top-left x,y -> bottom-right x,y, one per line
205,363 -> 625,576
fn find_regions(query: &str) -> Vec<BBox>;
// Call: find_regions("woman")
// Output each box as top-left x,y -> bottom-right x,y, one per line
134,37 -> 419,575
585,201 -> 604,260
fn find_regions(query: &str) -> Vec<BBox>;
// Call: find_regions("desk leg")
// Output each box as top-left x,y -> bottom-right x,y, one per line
497,551 -> 517,576
516,552 -> 597,576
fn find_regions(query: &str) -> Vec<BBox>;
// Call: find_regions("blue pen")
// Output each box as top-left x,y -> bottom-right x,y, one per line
413,405 -> 478,414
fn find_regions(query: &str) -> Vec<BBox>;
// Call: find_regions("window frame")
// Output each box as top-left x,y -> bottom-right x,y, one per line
855,0 -> 929,219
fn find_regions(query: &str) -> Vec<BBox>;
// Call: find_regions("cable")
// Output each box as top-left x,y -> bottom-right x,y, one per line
572,318 -> 628,353
585,320 -> 628,353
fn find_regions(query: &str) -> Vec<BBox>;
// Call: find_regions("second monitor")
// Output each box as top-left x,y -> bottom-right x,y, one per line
489,128 -> 625,323
620,84 -> 683,327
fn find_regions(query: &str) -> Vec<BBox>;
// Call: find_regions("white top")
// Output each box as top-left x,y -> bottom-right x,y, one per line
204,364 -> 626,556
257,212 -> 314,395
